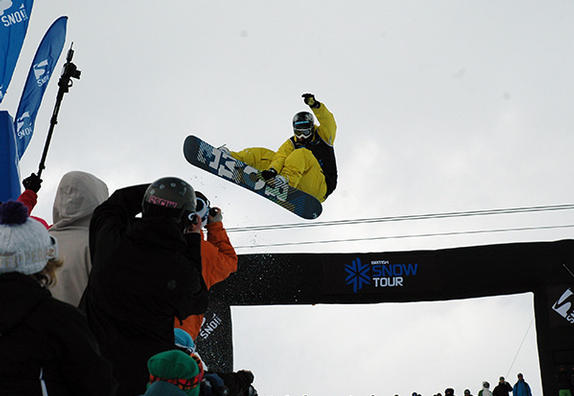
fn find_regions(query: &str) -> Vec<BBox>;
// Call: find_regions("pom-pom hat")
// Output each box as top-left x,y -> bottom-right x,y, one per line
0,201 -> 58,275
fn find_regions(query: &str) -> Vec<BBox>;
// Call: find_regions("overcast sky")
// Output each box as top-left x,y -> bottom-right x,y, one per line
3,1 -> 574,395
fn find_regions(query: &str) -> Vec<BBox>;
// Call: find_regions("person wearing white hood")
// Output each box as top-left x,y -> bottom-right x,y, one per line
478,381 -> 493,396
49,171 -> 109,307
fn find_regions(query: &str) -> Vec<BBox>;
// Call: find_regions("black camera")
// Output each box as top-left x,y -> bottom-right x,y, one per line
63,62 -> 81,80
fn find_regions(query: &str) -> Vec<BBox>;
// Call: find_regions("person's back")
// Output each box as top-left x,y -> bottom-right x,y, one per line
0,201 -> 113,395
49,171 -> 109,306
84,178 -> 208,396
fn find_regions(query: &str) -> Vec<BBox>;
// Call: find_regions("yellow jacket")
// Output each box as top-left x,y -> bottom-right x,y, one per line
269,103 -> 337,173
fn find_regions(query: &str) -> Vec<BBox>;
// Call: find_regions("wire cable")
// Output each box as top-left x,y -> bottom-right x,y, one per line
506,318 -> 535,378
234,223 -> 574,250
226,204 -> 574,233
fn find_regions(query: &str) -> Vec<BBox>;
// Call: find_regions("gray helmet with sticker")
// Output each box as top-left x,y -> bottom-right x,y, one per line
142,177 -> 196,219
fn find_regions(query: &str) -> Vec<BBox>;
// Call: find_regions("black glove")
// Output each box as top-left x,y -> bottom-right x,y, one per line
22,173 -> 42,193
302,93 -> 320,108
261,168 -> 277,181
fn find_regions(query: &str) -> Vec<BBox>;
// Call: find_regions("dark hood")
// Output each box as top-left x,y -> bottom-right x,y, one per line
0,272 -> 50,335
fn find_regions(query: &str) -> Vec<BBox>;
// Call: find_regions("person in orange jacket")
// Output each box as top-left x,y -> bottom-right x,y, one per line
175,191 -> 238,340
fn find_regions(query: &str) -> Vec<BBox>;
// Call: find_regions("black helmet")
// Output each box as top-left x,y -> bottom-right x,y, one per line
292,111 -> 315,140
142,177 -> 196,219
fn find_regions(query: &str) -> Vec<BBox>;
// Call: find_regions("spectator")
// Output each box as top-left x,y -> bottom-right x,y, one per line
216,370 -> 255,396
175,327 -> 198,355
176,190 -> 237,340
493,376 -> 513,396
174,328 -> 255,396
513,373 -> 532,396
445,389 -> 456,396
465,389 -> 473,396
202,372 -> 229,396
49,171 -> 109,306
174,328 -> 209,376
0,201 -> 113,395
18,173 -> 49,228
479,381 -> 493,396
84,178 -> 208,396
143,350 -> 203,396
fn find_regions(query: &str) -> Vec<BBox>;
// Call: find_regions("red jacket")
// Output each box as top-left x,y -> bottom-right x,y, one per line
17,189 -> 49,229
175,221 -> 237,339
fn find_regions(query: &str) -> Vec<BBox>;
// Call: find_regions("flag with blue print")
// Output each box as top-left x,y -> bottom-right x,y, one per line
14,16 -> 66,159
0,111 -> 21,201
0,0 -> 34,104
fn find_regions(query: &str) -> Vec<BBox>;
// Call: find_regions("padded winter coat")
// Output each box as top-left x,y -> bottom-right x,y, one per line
49,171 -> 109,306
493,382 -> 513,396
513,380 -> 532,396
269,102 -> 337,200
84,184 -> 208,396
17,189 -> 49,228
0,272 -> 113,396
176,221 -> 237,339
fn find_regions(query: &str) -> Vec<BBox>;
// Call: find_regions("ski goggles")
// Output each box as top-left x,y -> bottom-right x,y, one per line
293,120 -> 313,137
293,129 -> 313,140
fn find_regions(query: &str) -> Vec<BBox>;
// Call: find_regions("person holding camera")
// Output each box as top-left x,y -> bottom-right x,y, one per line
175,190 -> 237,341
83,177 -> 208,396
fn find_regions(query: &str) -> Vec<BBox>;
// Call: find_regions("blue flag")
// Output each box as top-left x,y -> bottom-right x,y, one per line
14,16 -> 66,159
0,0 -> 34,104
0,110 -> 21,201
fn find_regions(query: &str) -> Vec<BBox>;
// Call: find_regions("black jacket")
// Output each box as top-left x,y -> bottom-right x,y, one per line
493,381 -> 513,396
0,272 -> 113,396
84,184 -> 208,396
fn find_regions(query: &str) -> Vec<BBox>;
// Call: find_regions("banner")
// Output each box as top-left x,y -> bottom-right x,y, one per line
0,0 -> 34,104
0,110 -> 21,201
14,16 -> 66,159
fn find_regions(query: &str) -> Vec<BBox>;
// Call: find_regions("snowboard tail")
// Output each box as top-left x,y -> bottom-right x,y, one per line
183,135 -> 322,219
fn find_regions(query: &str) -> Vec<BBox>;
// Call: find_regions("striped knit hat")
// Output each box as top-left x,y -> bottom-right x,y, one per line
0,201 -> 58,275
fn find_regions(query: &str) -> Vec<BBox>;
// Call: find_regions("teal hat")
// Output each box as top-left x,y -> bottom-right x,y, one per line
174,328 -> 196,354
147,350 -> 202,396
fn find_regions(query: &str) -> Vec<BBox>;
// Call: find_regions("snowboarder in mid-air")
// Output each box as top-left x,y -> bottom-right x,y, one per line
224,93 -> 337,203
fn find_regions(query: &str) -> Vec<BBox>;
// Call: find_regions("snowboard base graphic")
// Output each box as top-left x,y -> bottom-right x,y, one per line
183,135 -> 322,219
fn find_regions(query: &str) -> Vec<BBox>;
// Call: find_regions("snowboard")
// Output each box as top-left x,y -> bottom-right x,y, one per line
183,135 -> 322,219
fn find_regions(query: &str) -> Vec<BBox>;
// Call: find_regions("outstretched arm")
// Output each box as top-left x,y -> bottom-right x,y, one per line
203,209 -> 238,288
303,93 -> 336,145
89,184 -> 149,261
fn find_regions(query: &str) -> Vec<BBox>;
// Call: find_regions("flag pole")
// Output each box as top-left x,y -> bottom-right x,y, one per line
37,43 -> 81,178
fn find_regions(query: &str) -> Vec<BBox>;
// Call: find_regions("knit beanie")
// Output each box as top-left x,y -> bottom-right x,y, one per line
147,350 -> 202,396
0,201 -> 58,275
174,328 -> 196,354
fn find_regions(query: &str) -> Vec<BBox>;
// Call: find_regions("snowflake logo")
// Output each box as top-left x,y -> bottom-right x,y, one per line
345,258 -> 370,293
